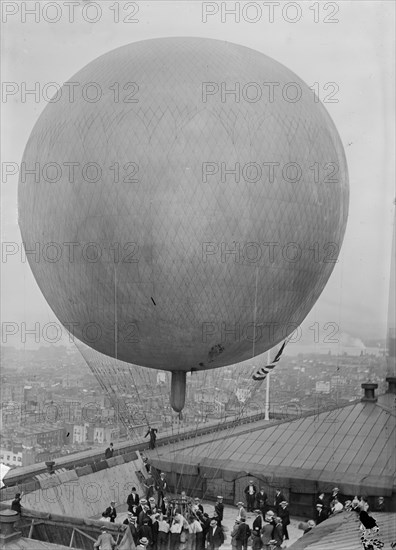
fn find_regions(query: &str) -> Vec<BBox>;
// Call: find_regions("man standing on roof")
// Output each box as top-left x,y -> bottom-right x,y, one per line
94,525 -> 117,549
261,511 -> 275,547
105,442 -> 114,459
214,496 -> 224,525
256,488 -> 268,515
206,518 -> 225,550
157,472 -> 168,508
145,426 -> 158,449
11,492 -> 23,515
273,490 -> 285,516
127,486 -> 140,514
102,500 -> 117,523
244,480 -> 257,513
235,518 -> 251,550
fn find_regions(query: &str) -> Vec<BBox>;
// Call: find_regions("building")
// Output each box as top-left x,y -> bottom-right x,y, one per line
0,448 -> 23,468
149,380 -> 396,514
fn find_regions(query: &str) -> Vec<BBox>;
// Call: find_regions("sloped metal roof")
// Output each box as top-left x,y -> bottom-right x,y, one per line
288,511 -> 395,550
152,393 -> 396,494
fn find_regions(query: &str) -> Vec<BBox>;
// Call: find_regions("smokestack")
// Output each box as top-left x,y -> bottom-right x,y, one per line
361,383 -> 378,402
386,376 -> 396,395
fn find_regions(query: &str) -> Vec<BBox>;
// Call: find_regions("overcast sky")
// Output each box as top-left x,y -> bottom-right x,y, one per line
1,1 -> 395,351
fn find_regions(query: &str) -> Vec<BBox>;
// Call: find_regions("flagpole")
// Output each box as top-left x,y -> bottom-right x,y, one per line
264,349 -> 270,420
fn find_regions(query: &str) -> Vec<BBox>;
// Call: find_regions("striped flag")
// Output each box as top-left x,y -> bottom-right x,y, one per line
252,340 -> 287,381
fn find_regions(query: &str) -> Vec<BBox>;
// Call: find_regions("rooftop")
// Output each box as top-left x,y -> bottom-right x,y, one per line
151,392 -> 396,495
289,511 -> 396,550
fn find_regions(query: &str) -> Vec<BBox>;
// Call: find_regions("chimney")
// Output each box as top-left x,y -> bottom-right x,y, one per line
361,383 -> 378,402
45,460 -> 56,474
0,510 -> 21,543
386,376 -> 396,395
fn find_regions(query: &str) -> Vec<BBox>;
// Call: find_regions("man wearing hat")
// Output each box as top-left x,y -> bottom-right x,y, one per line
193,497 -> 204,515
214,496 -> 224,525
256,487 -> 268,516
272,517 -> 283,548
278,501 -> 290,541
138,502 -> 153,527
252,509 -> 263,531
244,480 -> 257,513
235,518 -> 251,550
137,537 -> 150,550
148,496 -> 157,513
261,511 -> 275,547
314,502 -> 327,525
94,525 -> 117,549
273,489 -> 286,516
11,492 -> 23,515
138,519 -> 153,549
123,512 -> 139,545
127,486 -> 140,513
102,500 -> 117,523
206,518 -> 225,550
236,502 -> 247,522
157,472 -> 168,508
231,519 -> 241,550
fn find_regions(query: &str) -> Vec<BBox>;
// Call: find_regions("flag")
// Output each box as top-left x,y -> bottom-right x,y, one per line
252,340 -> 287,381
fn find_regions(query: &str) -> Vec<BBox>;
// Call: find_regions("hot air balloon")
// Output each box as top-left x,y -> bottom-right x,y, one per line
18,38 -> 349,411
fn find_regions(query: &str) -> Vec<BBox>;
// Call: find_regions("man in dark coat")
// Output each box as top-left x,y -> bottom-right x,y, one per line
214,496 -> 224,525
261,511 -> 275,547
11,492 -> 23,514
138,519 -> 154,549
105,442 -> 114,459
123,513 -> 139,545
145,426 -> 158,449
252,510 -> 263,531
256,488 -> 268,515
102,500 -> 117,522
272,517 -> 283,548
314,503 -> 327,525
127,487 -> 140,513
278,501 -> 290,540
244,480 -> 257,512
206,518 -> 225,550
235,518 -> 251,550
157,472 -> 168,507
273,490 -> 286,515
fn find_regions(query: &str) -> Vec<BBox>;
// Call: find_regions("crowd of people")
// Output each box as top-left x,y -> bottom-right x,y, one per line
96,477 -> 388,550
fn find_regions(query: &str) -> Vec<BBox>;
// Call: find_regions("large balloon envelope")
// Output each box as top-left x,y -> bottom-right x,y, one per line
18,38 -> 349,411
